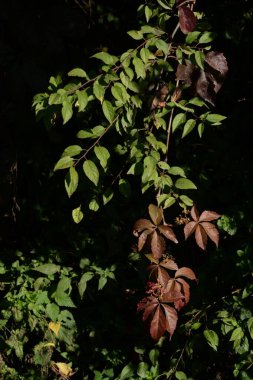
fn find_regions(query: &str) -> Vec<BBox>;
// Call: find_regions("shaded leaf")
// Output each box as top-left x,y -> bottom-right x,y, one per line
205,51 -> 228,77
34,263 -> 60,275
134,219 -> 155,234
160,259 -> 178,271
204,329 -> 219,351
176,278 -> 190,303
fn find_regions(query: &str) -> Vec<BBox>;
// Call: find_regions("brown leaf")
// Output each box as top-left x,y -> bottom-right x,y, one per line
157,267 -> 170,288
195,224 -> 207,250
175,267 -> 197,281
174,298 -> 185,311
150,305 -> 167,341
161,288 -> 184,303
138,230 -> 149,251
151,231 -> 166,260
134,218 -> 155,234
162,304 -> 178,337
201,222 -> 219,247
190,205 -> 199,221
151,84 -> 169,110
199,210 -> 221,222
184,221 -> 197,240
195,69 -> 216,106
137,295 -> 156,312
160,259 -> 178,271
143,299 -> 159,322
158,225 -> 178,244
205,51 -> 228,77
148,204 -> 163,225
178,6 -> 196,34
176,278 -> 190,303
176,62 -> 194,83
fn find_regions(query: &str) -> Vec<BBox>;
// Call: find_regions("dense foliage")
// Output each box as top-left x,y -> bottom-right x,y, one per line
1,0 -> 253,379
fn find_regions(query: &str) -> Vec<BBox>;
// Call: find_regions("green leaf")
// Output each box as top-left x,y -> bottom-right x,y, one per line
206,114 -> 227,123
72,206 -> 84,224
175,178 -> 197,190
198,123 -> 205,138
168,166 -> 186,177
34,263 -> 60,275
195,51 -> 205,70
119,363 -> 134,380
68,68 -> 87,78
186,31 -> 201,44
89,199 -> 99,211
199,31 -> 215,44
133,56 -> 146,79
62,100 -> 73,124
102,188 -> 114,205
158,161 -> 170,171
172,113 -> 186,132
55,292 -> 76,308
77,90 -> 88,112
49,91 -> 66,105
247,317 -> 253,339
62,145 -> 82,157
164,196 -> 176,208
230,327 -> 244,342
102,100 -> 115,123
127,30 -> 143,40
179,195 -> 193,206
83,160 -> 99,186
175,371 -> 187,380
78,272 -> 94,298
182,119 -> 196,138
155,39 -> 169,55
149,348 -> 159,365
137,362 -> 149,378
77,125 -> 105,139
46,303 -> 60,322
119,179 -> 132,198
94,146 -> 110,169
111,83 -> 130,103
65,167 -> 79,198
98,276 -> 107,290
142,155 -> 157,183
93,80 -> 105,103
54,156 -> 74,171
145,6 -> 152,22
204,329 -> 219,351
92,52 -> 118,65
140,47 -> 155,63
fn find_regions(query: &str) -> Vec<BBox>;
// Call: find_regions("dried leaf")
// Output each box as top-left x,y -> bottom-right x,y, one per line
148,204 -> 163,225
199,210 -> 221,222
176,62 -> 194,83
162,304 -> 178,337
150,305 -> 167,341
151,231 -> 166,260
195,69 -> 216,106
158,225 -> 178,244
201,222 -> 219,247
184,221 -> 197,240
178,6 -> 196,34
195,224 -> 208,250
151,84 -> 169,110
175,267 -> 197,280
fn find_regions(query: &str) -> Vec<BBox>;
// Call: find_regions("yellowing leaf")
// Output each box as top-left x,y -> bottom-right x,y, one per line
49,321 -> 61,336
52,362 -> 74,377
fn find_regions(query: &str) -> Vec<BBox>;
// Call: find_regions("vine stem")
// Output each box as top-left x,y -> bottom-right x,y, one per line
74,114 -> 119,167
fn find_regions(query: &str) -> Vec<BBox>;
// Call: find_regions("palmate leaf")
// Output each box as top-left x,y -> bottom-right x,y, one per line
184,206 -> 221,250
162,304 -> 178,338
158,225 -> 178,244
148,204 -> 163,225
151,230 -> 166,260
150,305 -> 167,341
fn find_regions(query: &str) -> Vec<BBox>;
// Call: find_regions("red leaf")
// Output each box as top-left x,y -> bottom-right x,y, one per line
150,305 -> 167,341
184,221 -> 197,240
162,304 -> 178,337
175,267 -> 197,280
190,205 -> 199,221
158,225 -> 178,244
137,296 -> 152,312
134,218 -> 155,234
160,259 -> 178,271
201,222 -> 219,247
195,224 -> 207,250
174,298 -> 185,311
199,210 -> 221,222
176,278 -> 190,303
143,299 -> 159,321
151,231 -> 166,260
178,6 -> 196,34
157,267 -> 170,288
148,204 -> 163,225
